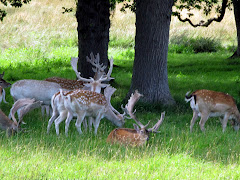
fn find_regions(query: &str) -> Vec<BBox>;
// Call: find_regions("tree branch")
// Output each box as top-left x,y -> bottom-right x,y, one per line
174,0 -> 228,28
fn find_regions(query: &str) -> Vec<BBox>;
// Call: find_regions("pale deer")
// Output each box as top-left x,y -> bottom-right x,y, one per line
47,54 -> 114,133
0,72 -> 11,104
185,89 -> 240,132
50,86 -> 126,136
45,54 -> 113,91
106,90 -> 165,146
0,98 -> 42,136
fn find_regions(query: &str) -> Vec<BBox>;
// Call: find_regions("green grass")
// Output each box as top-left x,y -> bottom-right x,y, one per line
0,46 -> 240,179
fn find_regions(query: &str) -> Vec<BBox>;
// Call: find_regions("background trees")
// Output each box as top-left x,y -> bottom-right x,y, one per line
173,0 -> 240,58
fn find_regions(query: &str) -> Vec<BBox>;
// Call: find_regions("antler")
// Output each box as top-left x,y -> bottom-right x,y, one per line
86,52 -> 106,73
147,112 -> 165,133
10,98 -> 43,125
71,57 -> 81,79
0,72 -> 4,79
125,90 -> 148,128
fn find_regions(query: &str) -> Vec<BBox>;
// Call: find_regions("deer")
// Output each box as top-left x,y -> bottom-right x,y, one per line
106,90 -> 165,146
0,98 -> 42,136
0,72 -> 11,104
185,89 -> 240,132
49,86 -> 126,136
47,54 -> 114,133
45,53 -> 113,90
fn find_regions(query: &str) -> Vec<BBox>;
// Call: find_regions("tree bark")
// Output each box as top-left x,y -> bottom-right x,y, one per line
128,0 -> 175,105
231,0 -> 240,58
76,0 -> 110,78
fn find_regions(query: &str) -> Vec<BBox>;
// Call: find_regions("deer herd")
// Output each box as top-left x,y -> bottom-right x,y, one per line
0,53 -> 240,146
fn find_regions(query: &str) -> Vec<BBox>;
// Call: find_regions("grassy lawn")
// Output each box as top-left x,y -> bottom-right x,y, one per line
0,47 -> 240,179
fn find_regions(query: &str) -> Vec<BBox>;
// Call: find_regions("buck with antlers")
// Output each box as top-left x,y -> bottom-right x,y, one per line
0,72 -> 11,104
0,98 -> 42,136
47,86 -> 126,136
107,90 -> 165,146
185,89 -> 240,132
47,55 -> 114,134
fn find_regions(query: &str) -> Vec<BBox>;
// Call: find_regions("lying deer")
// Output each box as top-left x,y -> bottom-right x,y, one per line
107,90 -> 165,146
49,86 -> 126,136
185,89 -> 240,132
0,98 -> 42,136
0,72 -> 11,104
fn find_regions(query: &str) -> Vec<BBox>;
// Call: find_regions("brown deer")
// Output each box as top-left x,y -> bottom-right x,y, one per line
0,72 -> 11,104
185,89 -> 240,132
107,90 -> 165,146
0,98 -> 42,136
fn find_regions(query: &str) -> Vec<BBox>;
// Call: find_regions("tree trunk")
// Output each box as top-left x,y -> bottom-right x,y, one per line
231,0 -> 240,58
128,0 -> 175,105
76,0 -> 110,78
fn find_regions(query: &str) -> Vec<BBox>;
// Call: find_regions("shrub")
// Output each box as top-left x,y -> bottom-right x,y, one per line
169,34 -> 222,53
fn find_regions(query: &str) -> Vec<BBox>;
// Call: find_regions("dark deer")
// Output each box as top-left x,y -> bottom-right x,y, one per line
0,72 -> 11,104
107,90 -> 165,146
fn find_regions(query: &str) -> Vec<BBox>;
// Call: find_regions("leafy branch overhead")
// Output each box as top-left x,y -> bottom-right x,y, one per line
172,0 -> 232,27
0,0 -> 31,21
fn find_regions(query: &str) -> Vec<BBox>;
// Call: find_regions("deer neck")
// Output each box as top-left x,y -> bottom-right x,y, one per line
105,107 -> 124,127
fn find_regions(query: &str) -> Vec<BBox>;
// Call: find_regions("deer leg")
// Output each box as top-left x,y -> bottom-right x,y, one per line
93,112 -> 103,135
54,111 -> 68,136
65,112 -> 74,137
199,113 -> 209,132
190,111 -> 199,133
75,111 -> 86,135
88,117 -> 93,132
222,113 -> 230,132
47,108 -> 59,134
82,118 -> 88,132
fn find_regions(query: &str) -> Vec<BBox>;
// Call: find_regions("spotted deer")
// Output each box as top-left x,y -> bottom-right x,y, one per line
45,53 -> 113,90
47,56 -> 114,134
0,98 -> 42,136
0,72 -> 11,104
185,89 -> 240,132
107,90 -> 165,146
48,86 -> 126,136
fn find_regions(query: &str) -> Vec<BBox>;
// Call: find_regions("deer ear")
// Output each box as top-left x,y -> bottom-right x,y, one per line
133,124 -> 140,131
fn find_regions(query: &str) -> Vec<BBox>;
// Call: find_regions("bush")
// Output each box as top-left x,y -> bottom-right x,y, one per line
169,34 -> 222,53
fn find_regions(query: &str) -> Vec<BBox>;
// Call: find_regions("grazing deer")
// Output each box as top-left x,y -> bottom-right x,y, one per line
0,98 -> 42,136
185,89 -> 240,132
49,86 -> 126,136
107,90 -> 165,146
0,72 -> 11,104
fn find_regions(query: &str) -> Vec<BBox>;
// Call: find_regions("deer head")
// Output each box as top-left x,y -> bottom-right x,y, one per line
0,72 -> 11,88
107,90 -> 165,146
185,89 -> 240,132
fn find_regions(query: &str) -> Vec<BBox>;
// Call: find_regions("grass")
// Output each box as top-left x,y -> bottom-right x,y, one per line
1,0 -> 240,179
1,48 -> 240,179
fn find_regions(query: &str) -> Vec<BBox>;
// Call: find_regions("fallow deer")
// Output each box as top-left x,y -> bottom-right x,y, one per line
106,90 -> 165,146
0,98 -> 42,136
45,54 -> 113,91
185,89 -> 240,132
50,86 -> 126,136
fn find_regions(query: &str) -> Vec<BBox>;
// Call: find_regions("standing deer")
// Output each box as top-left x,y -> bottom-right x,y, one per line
0,98 -> 42,136
0,72 -> 11,104
50,86 -> 126,136
185,89 -> 240,132
107,90 -> 165,146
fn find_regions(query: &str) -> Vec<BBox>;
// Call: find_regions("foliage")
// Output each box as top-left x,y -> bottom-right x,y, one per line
169,34 -> 222,53
0,0 -> 31,21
